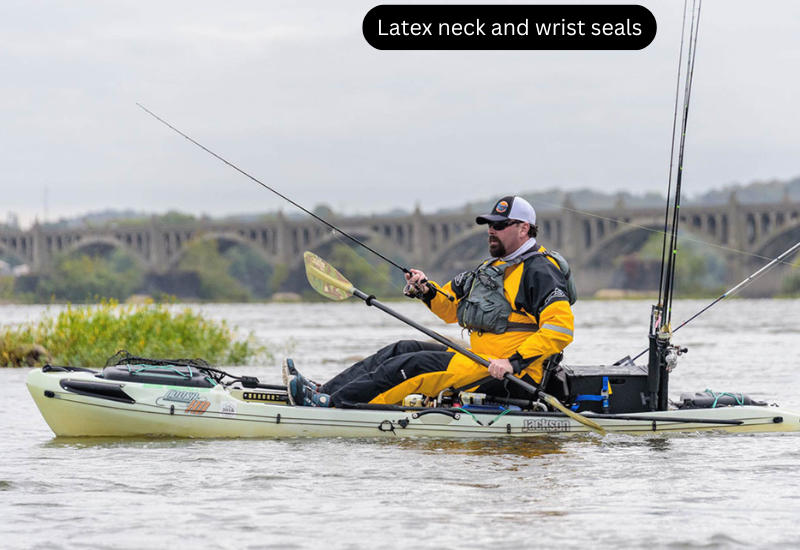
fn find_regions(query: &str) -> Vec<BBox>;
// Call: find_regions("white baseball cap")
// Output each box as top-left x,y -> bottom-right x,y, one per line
476,196 -> 536,226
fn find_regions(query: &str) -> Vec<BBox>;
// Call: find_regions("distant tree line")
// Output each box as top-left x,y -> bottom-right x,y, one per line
3,237 -> 408,304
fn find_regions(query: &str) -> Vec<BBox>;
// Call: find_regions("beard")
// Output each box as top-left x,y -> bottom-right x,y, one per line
488,237 -> 506,258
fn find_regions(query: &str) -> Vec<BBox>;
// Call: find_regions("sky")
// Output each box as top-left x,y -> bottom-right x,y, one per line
1,0 -> 799,228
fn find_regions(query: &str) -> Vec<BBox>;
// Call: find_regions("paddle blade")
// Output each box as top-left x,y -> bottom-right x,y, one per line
541,392 -> 606,436
304,251 -> 355,301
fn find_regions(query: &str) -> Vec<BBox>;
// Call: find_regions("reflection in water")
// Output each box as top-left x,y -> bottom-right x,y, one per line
593,433 -> 674,453
383,435 -> 574,459
41,436 -> 211,451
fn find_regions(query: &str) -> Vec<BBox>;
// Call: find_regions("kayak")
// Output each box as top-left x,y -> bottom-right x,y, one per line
26,362 -> 800,438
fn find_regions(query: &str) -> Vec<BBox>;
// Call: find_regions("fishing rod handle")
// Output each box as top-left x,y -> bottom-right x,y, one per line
404,280 -> 455,302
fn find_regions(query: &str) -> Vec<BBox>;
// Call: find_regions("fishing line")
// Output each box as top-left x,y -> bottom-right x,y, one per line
136,103 -> 453,300
626,240 -> 800,363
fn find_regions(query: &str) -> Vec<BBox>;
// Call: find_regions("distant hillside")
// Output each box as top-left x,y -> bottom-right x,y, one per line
43,209 -> 149,229
689,176 -> 800,205
26,174 -> 800,227
439,175 -> 800,217
444,189 -> 667,216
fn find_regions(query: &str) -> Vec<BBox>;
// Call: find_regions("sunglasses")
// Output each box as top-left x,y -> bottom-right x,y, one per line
488,220 -> 521,231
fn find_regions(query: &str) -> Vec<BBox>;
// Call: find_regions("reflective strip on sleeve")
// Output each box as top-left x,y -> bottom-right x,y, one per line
541,323 -> 574,337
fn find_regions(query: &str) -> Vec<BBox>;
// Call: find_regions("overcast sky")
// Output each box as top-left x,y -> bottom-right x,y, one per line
1,0 -> 799,227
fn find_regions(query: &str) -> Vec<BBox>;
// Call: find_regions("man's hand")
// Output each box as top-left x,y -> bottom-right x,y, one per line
487,358 -> 513,379
404,269 -> 430,298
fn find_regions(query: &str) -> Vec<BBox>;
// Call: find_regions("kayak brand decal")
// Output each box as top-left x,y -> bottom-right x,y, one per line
522,419 -> 570,433
220,401 -> 237,417
157,389 -> 201,405
185,400 -> 210,415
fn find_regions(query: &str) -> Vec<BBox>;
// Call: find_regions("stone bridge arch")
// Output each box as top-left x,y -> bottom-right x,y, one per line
0,241 -> 28,266
64,236 -> 149,270
751,220 -> 800,264
578,208 -> 734,270
427,226 -> 487,281
580,223 -> 658,269
289,228 -> 410,270
731,218 -> 800,296
162,231 -> 276,271
680,209 -> 732,247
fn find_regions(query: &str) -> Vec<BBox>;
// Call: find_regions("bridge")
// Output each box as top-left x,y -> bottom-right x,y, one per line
1,193 -> 798,296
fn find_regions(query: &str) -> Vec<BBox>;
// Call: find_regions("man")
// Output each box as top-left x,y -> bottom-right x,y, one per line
284,195 -> 575,407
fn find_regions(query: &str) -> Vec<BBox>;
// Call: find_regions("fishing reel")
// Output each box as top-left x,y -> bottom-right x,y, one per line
664,343 -> 688,373
403,282 -> 427,300
404,280 -> 456,302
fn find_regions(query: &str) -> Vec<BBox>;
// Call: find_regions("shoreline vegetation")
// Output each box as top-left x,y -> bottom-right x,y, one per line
0,299 -> 269,368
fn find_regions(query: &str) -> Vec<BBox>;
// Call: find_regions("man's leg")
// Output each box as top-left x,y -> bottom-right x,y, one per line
367,352 -> 493,405
321,340 -> 447,395
329,349 -> 454,406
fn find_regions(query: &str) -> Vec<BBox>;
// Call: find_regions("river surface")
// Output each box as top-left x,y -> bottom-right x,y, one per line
1,300 -> 799,549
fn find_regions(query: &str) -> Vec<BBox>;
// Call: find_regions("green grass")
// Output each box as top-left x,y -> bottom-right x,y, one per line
0,299 -> 269,368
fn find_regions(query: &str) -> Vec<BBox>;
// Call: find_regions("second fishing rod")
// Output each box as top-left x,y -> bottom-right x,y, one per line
136,103 -> 454,302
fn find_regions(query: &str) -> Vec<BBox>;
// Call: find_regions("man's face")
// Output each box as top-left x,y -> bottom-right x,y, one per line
487,220 -> 529,258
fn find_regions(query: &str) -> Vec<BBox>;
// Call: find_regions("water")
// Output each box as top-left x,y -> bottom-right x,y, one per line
1,300 -> 799,549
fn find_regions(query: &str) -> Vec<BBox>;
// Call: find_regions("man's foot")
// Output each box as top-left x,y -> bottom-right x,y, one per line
287,376 -> 332,407
281,358 -> 320,391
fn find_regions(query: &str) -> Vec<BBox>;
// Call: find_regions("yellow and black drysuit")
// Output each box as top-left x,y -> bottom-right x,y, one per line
320,246 -> 575,406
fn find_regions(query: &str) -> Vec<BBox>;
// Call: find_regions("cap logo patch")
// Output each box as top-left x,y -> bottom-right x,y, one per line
495,201 -> 509,213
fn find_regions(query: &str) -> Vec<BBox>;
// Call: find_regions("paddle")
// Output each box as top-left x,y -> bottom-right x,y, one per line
303,251 -> 605,436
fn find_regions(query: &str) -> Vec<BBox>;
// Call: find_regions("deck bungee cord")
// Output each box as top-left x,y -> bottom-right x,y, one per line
136,103 -> 453,302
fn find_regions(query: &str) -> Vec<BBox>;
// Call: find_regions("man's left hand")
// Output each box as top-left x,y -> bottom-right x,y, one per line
487,358 -> 513,379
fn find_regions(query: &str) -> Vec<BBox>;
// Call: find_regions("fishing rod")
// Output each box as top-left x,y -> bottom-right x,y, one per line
625,240 -> 800,363
656,0 -> 690,307
136,103 -> 454,302
660,0 -> 703,329
643,0 -> 702,412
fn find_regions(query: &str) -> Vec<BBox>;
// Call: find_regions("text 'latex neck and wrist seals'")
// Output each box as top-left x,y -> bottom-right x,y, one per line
363,5 -> 656,50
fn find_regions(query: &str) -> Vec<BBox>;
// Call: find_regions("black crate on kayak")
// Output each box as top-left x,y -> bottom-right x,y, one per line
562,363 -> 649,414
